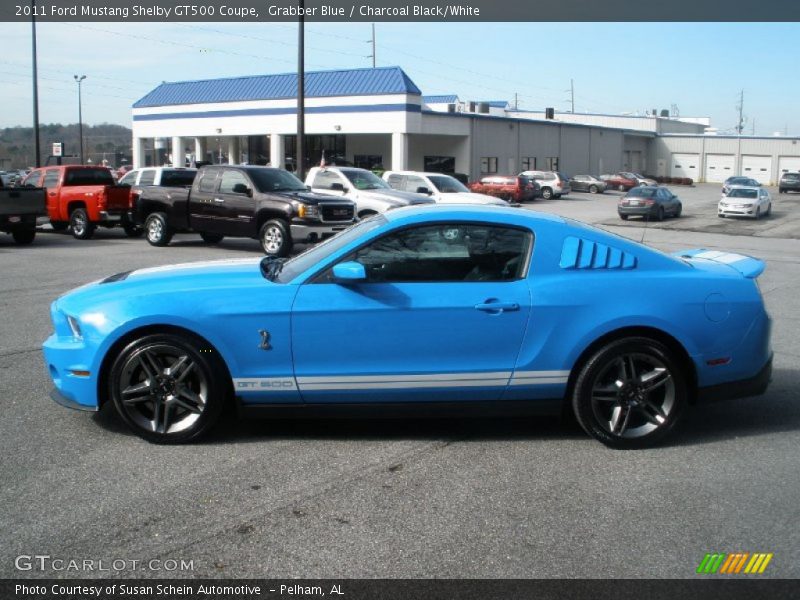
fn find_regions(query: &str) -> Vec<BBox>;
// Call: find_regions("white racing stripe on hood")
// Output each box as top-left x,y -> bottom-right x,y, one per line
130,258 -> 261,278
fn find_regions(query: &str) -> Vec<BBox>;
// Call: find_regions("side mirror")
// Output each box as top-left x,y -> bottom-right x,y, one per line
232,183 -> 252,196
330,182 -> 348,193
332,261 -> 366,283
416,186 -> 432,195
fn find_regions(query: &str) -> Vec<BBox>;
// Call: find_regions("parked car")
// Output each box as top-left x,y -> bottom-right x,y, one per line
382,171 -> 508,205
778,172 -> 800,194
601,173 -> 638,192
21,165 -> 132,239
569,175 -> 607,194
621,172 -> 657,187
618,186 -> 682,221
718,186 -> 772,219
468,175 -> 537,202
305,166 -> 434,219
134,165 -> 356,256
519,170 -> 571,199
0,181 -> 46,244
722,176 -> 760,195
43,204 -> 772,449
116,165 -> 133,180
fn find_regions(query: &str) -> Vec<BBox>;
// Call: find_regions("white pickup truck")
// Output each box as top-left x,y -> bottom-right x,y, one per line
305,166 -> 434,219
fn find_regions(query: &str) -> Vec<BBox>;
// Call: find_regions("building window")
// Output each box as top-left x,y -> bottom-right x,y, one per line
480,157 -> 498,174
424,155 -> 456,173
545,157 -> 559,171
521,157 -> 536,171
354,154 -> 383,170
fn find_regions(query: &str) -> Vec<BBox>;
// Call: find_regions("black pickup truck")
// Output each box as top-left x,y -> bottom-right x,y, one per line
134,165 -> 356,256
0,183 -> 46,244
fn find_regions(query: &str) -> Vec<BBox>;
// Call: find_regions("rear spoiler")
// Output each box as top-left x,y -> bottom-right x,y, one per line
673,249 -> 766,279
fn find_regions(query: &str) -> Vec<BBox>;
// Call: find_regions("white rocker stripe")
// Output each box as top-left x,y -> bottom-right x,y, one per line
296,371 -> 512,384
300,379 -> 511,391
512,370 -> 571,378
509,377 -> 569,386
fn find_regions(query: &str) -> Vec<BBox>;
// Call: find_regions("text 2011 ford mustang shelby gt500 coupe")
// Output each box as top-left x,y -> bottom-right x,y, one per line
43,204 -> 772,448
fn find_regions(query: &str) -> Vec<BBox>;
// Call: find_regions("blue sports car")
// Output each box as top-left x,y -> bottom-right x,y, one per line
43,205 -> 772,448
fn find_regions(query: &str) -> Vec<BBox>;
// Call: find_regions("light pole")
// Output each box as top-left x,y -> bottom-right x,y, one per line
32,0 -> 41,167
74,75 -> 86,164
296,0 -> 305,179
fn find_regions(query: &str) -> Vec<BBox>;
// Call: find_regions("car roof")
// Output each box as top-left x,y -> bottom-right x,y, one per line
381,203 -> 565,225
727,185 -> 761,190
384,171 -> 456,177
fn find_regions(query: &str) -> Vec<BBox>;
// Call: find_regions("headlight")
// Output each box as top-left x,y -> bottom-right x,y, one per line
66,315 -> 82,339
297,204 -> 319,219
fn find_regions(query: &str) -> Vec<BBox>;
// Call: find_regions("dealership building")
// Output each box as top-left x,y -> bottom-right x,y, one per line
131,66 -> 800,184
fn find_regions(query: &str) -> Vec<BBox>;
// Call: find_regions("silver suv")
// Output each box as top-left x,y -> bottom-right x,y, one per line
519,171 -> 571,199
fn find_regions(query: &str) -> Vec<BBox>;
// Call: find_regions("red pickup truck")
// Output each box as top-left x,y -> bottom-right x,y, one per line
21,166 -> 133,239
468,175 -> 537,202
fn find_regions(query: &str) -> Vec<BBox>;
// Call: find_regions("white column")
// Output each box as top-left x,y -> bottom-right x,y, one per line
194,137 -> 206,164
391,133 -> 408,171
227,137 -> 239,165
132,137 -> 146,169
171,136 -> 183,167
270,134 -> 285,169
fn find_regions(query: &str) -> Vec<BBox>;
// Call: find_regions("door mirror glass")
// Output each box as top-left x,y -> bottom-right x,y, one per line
333,261 -> 366,283
330,182 -> 347,193
232,183 -> 252,196
416,186 -> 432,195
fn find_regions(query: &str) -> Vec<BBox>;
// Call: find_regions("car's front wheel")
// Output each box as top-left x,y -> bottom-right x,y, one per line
109,332 -> 228,444
572,337 -> 687,449
541,187 -> 553,200
259,219 -> 292,257
589,185 -> 599,194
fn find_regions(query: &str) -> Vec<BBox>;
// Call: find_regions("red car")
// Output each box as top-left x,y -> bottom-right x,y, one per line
468,175 -> 537,202
601,173 -> 638,192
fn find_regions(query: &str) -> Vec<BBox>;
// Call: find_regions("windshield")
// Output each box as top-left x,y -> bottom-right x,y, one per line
248,168 -> 307,193
342,169 -> 391,190
626,188 -> 657,198
728,188 -> 758,199
274,216 -> 388,283
428,175 -> 469,193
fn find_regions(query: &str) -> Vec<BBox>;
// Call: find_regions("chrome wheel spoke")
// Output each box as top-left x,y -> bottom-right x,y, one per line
168,355 -> 194,383
150,397 -> 165,432
637,398 -> 668,426
174,387 -> 204,413
591,384 -> 619,402
139,351 -> 161,379
121,381 -> 154,405
639,367 -> 671,393
610,404 -> 631,435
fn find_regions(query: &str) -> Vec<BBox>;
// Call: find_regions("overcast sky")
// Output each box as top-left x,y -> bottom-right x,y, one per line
2,21 -> 798,135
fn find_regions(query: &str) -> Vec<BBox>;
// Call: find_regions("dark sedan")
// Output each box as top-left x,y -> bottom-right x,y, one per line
779,172 -> 800,194
618,186 -> 682,221
569,175 -> 607,194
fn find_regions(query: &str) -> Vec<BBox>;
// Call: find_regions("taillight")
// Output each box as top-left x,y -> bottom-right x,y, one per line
644,200 -> 655,206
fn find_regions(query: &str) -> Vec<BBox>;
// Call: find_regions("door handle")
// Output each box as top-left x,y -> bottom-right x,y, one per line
475,301 -> 520,314
213,197 -> 225,203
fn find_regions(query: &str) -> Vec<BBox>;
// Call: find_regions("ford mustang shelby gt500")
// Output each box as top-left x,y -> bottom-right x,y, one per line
43,205 -> 772,448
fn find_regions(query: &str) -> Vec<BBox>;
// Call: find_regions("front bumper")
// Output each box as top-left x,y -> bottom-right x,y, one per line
50,387 -> 98,412
290,221 -> 351,243
718,204 -> 757,217
697,354 -> 772,403
43,332 -> 100,410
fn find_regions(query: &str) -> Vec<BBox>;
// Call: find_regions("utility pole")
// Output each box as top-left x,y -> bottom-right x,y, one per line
367,23 -> 376,67
296,1 -> 305,180
570,79 -> 575,113
31,0 -> 41,167
74,75 -> 86,164
751,119 -> 755,136
514,92 -> 518,111
736,89 -> 744,135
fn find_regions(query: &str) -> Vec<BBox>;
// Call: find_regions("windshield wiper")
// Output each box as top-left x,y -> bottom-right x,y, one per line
260,257 -> 286,281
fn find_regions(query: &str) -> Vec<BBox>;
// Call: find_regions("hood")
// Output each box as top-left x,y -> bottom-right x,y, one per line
272,190 -> 352,205
435,192 -> 508,206
357,188 -> 435,206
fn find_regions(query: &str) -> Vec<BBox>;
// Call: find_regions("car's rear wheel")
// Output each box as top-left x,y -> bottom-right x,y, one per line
12,227 -> 36,244
541,187 -> 553,200
70,208 -> 95,240
619,213 -> 629,220
109,332 -> 227,444
589,185 -> 599,194
618,184 -> 626,192
259,219 -> 292,257
200,232 -> 224,244
145,213 -> 173,247
572,337 -> 687,449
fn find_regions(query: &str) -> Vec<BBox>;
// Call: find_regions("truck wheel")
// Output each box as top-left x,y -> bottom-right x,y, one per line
50,221 -> 68,232
259,219 -> 292,257
200,232 -> 224,244
123,223 -> 144,238
145,213 -> 173,247
12,227 -> 36,244
589,185 -> 599,194
70,208 -> 95,240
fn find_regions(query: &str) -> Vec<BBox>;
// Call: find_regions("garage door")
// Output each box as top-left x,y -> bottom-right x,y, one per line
778,156 -> 800,176
671,153 -> 699,179
704,154 -> 735,183
741,155 -> 772,185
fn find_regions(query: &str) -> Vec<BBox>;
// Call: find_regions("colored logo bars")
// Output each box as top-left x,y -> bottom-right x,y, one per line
696,552 -> 773,574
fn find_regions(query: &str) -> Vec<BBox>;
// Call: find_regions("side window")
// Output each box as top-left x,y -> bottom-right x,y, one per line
385,174 -> 404,189
328,224 -> 531,283
404,175 -> 428,194
25,170 -> 44,187
118,171 -> 137,186
197,170 -> 218,193
42,170 -> 60,189
219,170 -> 251,194
138,170 -> 156,185
312,170 -> 344,190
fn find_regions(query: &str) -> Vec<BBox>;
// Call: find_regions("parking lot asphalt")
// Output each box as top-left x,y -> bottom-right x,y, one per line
1,186 -> 799,579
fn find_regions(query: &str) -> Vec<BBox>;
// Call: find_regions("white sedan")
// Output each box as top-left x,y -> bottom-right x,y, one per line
718,186 -> 772,219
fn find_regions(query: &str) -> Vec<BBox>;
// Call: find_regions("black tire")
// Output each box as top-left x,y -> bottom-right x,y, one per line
12,227 -> 36,244
123,223 -> 144,238
70,208 -> 95,240
779,188 -> 784,194
674,205 -> 682,218
50,221 -> 68,232
259,219 -> 292,257
541,187 -> 553,200
144,212 -> 173,247
619,213 -> 629,220
589,185 -> 599,194
656,207 -> 665,222
718,213 -> 725,218
358,210 -> 378,220
108,332 -> 228,444
766,203 -> 772,216
618,184 -> 626,192
755,207 -> 761,220
571,337 -> 687,449
200,232 -> 224,244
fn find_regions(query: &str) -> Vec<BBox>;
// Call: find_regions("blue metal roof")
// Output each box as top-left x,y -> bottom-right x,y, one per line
423,94 -> 459,104
481,100 -> 509,108
134,66 -> 422,108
